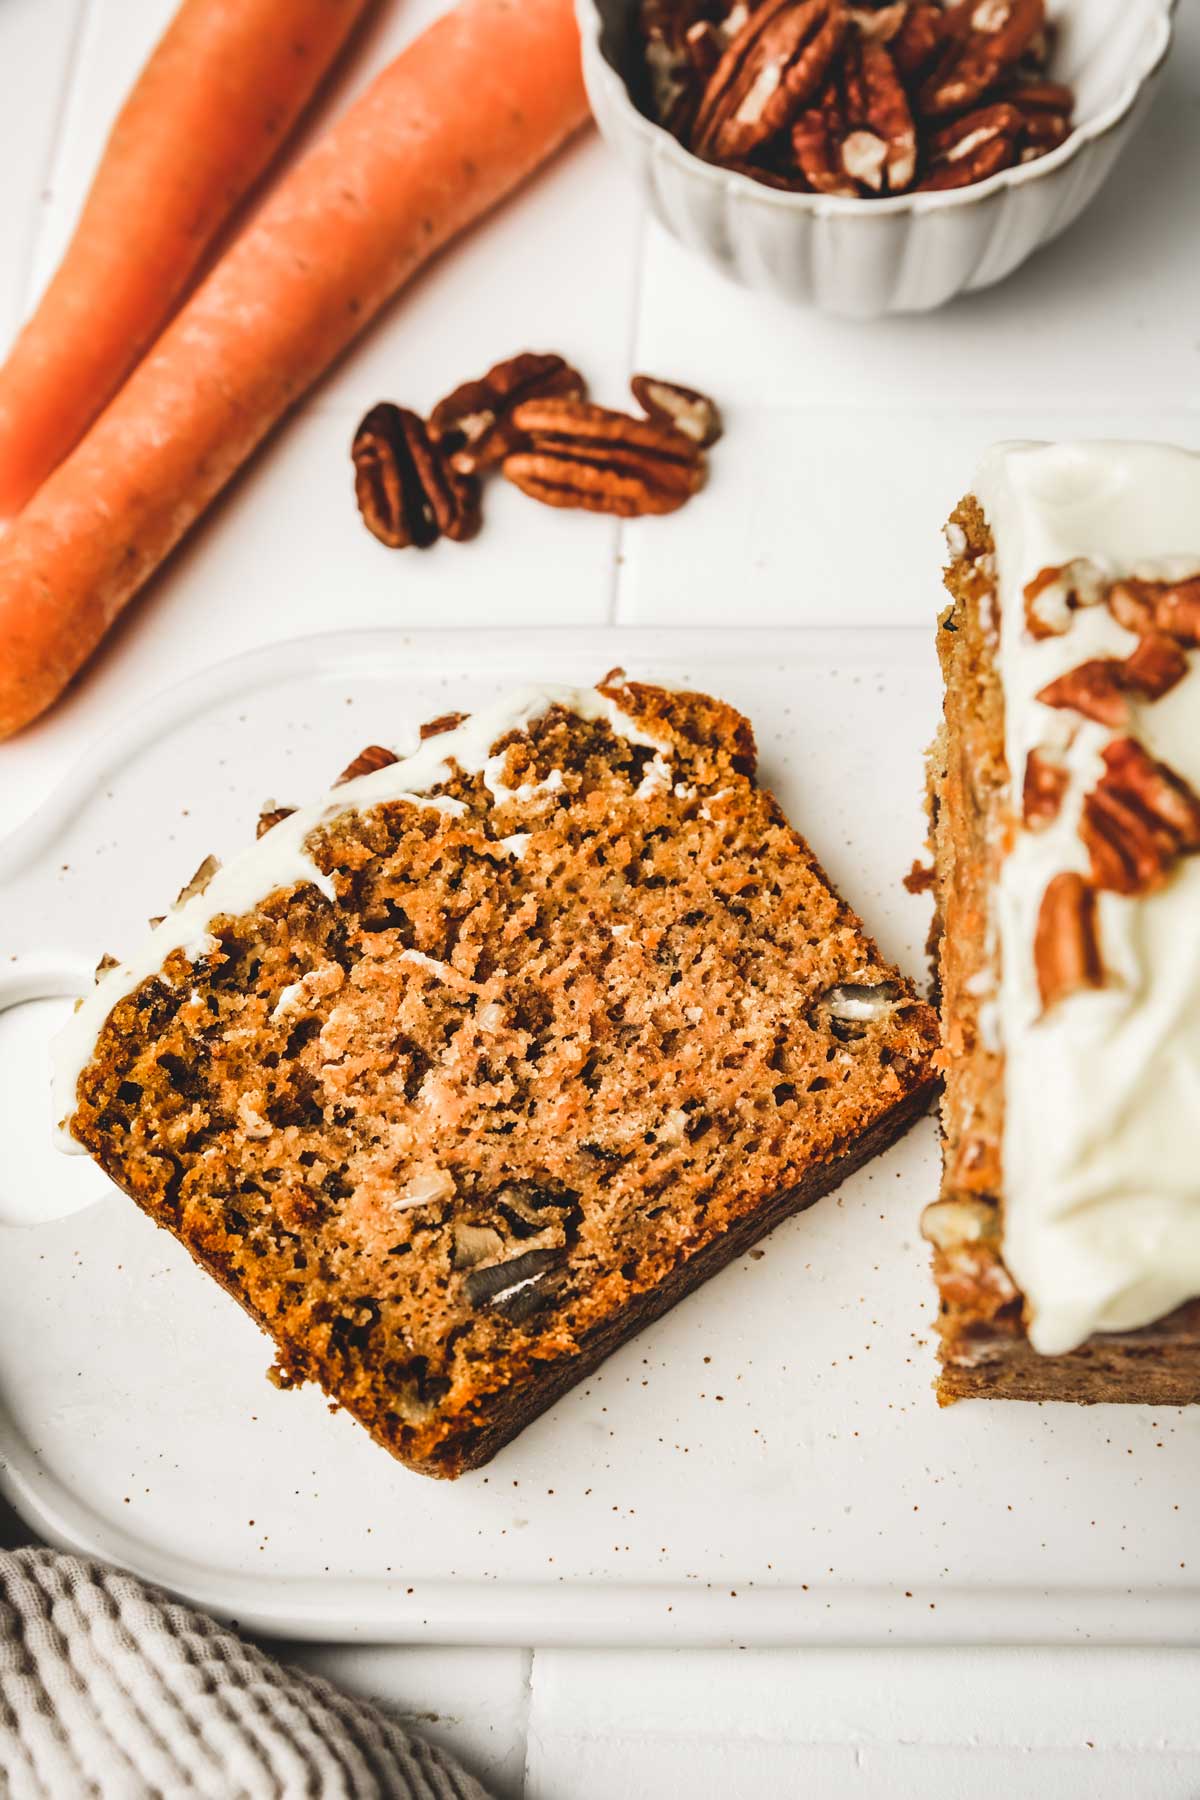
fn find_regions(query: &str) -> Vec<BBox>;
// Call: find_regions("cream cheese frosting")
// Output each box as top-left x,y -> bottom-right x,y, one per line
974,441 -> 1200,1355
52,682 -> 670,1150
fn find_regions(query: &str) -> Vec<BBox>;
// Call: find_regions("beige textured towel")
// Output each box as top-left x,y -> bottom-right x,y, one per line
0,1548 -> 492,1799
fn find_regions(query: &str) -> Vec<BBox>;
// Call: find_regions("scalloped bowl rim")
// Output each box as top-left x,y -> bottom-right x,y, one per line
576,0 -> 1178,217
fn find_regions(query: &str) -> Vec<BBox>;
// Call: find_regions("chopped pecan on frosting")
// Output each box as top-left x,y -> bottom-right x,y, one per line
336,745 -> 400,786
1081,737 -> 1200,898
1035,659 -> 1132,730
1108,574 -> 1200,646
1021,745 -> 1069,830
1022,558 -> 1109,640
1034,871 -> 1104,1011
1036,634 -> 1191,728
1120,633 -> 1189,701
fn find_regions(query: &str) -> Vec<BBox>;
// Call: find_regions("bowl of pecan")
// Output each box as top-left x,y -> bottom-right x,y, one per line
577,0 -> 1176,317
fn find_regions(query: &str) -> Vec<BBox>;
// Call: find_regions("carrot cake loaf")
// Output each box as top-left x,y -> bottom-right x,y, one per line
925,442 -> 1200,1402
56,677 -> 936,1477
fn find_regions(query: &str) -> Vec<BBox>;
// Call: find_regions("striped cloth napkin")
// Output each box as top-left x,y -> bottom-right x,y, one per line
0,1548 -> 491,1799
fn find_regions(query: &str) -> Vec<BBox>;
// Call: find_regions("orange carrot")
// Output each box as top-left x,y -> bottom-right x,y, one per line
0,0 -> 587,740
0,0 -> 373,520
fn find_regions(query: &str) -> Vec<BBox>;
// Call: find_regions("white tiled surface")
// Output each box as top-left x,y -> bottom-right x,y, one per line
3,2 -> 1200,1794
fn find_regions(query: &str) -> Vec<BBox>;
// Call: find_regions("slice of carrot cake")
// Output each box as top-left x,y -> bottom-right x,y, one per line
57,676 -> 937,1476
925,442 -> 1200,1402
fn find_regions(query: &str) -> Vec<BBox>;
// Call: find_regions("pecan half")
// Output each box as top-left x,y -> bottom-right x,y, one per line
352,403 -> 481,549
916,100 -> 1020,191
692,0 -> 848,162
1081,737 -> 1200,897
1022,745 -> 1069,830
1007,77 -> 1073,158
919,0 -> 1045,120
631,374 -> 723,447
1034,871 -> 1104,1012
336,744 -> 399,785
1023,559 -> 1108,639
428,352 -> 586,476
1109,574 -> 1200,647
502,399 -> 705,518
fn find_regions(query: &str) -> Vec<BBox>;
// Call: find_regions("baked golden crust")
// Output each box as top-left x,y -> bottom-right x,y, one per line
68,681 -> 938,1475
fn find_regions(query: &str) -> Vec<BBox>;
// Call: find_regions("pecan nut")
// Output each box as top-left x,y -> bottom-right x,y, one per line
692,0 -> 848,161
420,710 -> 469,741
336,744 -> 400,785
849,2 -> 908,39
352,403 -> 481,549
1036,633 -> 1189,727
501,399 -> 706,518
428,352 -> 586,476
919,0 -> 1045,120
1022,745 -> 1069,830
886,1 -> 946,80
916,100 -> 1021,191
257,805 -> 296,839
639,0 -> 750,138
1108,574 -> 1200,647
631,374 -> 723,447
1005,75 -> 1073,157
1081,737 -> 1200,897
1121,633 -> 1188,702
1036,659 -> 1132,731
793,31 -> 916,195
916,75 -> 1070,191
1022,558 -> 1108,639
1034,871 -> 1104,1012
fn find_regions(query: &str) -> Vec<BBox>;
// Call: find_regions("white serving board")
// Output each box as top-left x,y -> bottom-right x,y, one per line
1,627 -> 1197,1647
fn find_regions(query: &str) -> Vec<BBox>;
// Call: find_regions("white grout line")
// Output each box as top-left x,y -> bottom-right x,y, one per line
20,0 -> 99,317
517,1645 -> 535,1799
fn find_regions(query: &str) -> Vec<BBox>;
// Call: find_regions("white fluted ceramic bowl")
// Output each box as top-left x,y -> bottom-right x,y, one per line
578,0 -> 1176,318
